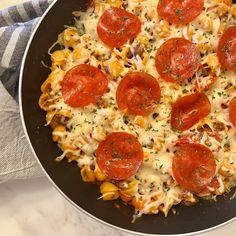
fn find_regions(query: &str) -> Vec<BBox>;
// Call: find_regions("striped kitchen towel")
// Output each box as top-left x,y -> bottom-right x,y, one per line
0,0 -> 54,183
0,0 -> 54,99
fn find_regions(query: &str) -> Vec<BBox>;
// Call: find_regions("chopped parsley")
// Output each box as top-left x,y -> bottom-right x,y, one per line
175,9 -> 183,16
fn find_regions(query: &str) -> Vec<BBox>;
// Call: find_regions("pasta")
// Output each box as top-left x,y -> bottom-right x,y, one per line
39,0 -> 236,219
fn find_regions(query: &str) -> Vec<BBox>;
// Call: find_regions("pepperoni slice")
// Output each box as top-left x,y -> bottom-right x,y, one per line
171,93 -> 211,131
155,38 -> 201,83
116,72 -> 161,116
217,26 -> 236,72
229,96 -> 236,127
172,143 -> 216,193
97,7 -> 141,48
96,132 -> 143,180
157,0 -> 204,25
61,64 -> 108,107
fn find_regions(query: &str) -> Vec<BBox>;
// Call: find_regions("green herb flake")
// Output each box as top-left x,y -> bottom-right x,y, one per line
175,9 -> 183,16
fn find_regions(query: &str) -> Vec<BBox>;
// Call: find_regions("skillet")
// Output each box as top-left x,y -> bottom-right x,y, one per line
19,0 -> 236,235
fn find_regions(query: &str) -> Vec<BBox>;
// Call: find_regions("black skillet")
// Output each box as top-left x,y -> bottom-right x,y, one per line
19,0 -> 236,235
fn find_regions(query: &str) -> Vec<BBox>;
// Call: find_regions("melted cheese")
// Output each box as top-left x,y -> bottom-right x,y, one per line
41,0 -> 236,217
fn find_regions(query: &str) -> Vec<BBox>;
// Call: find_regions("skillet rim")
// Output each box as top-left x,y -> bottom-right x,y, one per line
18,0 -> 236,235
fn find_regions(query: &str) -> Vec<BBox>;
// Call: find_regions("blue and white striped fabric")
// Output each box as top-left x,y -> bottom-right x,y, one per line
0,0 -> 54,183
0,0 -> 53,100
